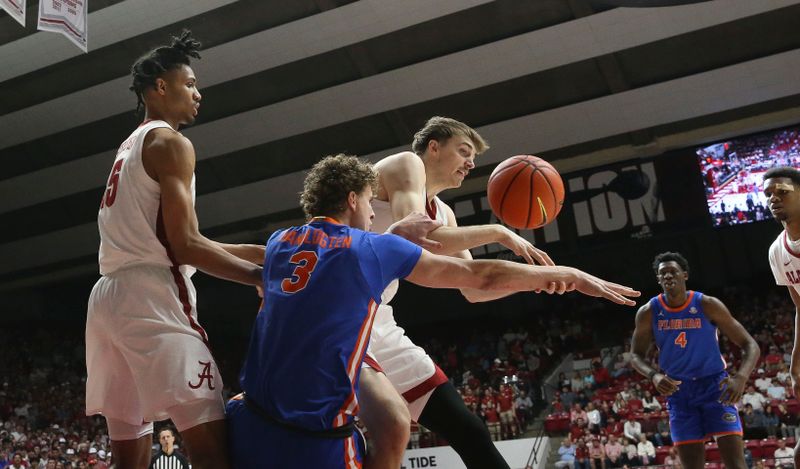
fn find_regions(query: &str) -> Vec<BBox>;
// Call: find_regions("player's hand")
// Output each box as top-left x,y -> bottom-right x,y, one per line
499,226 -> 554,266
568,268 -> 641,305
388,212 -> 443,250
653,373 -> 681,396
256,285 -> 264,298
719,374 -> 747,405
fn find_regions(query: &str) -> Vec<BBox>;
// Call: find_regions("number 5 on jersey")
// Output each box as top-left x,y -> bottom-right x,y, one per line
674,331 -> 688,349
281,251 -> 318,293
100,158 -> 125,209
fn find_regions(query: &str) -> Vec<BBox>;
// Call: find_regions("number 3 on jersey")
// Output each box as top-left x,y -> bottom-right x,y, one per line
281,251 -> 318,293
674,331 -> 688,349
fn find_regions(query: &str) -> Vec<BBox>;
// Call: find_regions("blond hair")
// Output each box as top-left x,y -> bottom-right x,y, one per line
411,116 -> 489,156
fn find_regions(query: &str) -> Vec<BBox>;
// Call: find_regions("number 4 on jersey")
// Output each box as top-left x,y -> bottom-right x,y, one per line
674,331 -> 688,349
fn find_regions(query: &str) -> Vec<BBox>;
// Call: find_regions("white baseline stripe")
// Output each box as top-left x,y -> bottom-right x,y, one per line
2,49 -> 799,274
0,0 -> 796,213
0,0 -> 493,150
0,0 -> 237,82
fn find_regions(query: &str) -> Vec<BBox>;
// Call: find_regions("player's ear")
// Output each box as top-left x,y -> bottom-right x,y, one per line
427,139 -> 439,155
347,191 -> 358,211
155,77 -> 167,95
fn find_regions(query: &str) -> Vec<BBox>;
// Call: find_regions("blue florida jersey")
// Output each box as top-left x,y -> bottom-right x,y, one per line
651,291 -> 726,380
240,217 -> 422,432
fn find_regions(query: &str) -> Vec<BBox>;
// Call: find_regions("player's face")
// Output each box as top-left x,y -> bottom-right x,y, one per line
352,186 -> 375,231
161,65 -> 201,126
431,135 -> 476,189
656,261 -> 687,294
763,177 -> 800,223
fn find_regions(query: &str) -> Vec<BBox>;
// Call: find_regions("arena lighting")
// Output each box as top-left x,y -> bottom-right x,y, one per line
590,0 -> 715,7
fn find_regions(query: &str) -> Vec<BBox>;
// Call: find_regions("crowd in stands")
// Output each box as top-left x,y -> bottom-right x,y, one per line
547,287 -> 800,468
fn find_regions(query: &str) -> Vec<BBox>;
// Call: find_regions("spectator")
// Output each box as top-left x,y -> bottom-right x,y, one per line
562,386 -> 577,409
581,370 -> 596,391
636,434 -> 655,466
570,418 -> 588,442
622,439 -> 639,467
514,390 -> 533,431
754,369 -> 771,392
767,378 -> 787,400
5,454 -> 26,469
571,372 -> 585,393
777,363 -> 791,384
585,403 -> 601,434
604,434 -> 624,468
741,385 -> 768,411
588,438 -> 606,469
763,405 -> 780,438
777,403 -> 799,439
663,447 -> 682,468
656,417 -> 672,446
741,403 -> 767,440
774,438 -> 795,468
592,362 -> 611,388
604,416 -> 623,438
574,439 -> 591,469
765,345 -> 783,371
623,417 -> 642,444
555,439 -> 576,469
641,391 -> 661,413
611,395 -> 627,416
570,404 -> 588,425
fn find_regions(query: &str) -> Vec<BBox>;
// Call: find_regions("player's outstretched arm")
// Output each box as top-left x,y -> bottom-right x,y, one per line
213,242 -> 266,265
143,129 -> 262,286
630,304 -> 681,396
404,250 -> 640,305
702,295 -> 759,404
378,152 -> 552,265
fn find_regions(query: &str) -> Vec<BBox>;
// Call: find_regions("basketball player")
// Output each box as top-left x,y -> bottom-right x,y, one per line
225,154 -> 640,469
360,116 -> 562,468
85,31 -> 265,469
764,165 -> 800,467
629,252 -> 759,469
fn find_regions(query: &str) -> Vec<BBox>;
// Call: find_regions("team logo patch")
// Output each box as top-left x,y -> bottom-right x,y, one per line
722,412 -> 737,423
689,307 -> 698,314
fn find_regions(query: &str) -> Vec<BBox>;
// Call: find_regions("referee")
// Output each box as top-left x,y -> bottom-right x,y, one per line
149,427 -> 189,469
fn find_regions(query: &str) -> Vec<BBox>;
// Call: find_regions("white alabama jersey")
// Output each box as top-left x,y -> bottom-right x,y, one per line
372,196 -> 449,304
769,230 -> 800,294
97,120 -> 196,277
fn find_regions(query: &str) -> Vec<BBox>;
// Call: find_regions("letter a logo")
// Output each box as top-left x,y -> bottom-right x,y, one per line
188,361 -> 216,390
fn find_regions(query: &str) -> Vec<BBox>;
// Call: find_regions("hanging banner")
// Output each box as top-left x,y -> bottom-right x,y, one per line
37,0 -> 88,52
1,0 -> 25,27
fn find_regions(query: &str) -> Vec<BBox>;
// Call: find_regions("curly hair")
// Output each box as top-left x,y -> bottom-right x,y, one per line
652,251 -> 689,275
411,116 -> 489,156
301,154 -> 376,219
130,29 -> 201,115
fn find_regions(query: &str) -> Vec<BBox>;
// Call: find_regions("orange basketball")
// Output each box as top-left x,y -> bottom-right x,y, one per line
487,155 -> 564,229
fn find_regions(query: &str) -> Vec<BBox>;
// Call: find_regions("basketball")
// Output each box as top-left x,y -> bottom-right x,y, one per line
487,155 -> 565,230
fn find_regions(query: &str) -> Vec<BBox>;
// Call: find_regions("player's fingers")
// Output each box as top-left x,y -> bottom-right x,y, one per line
605,282 -> 642,297
546,282 -> 557,294
418,237 -> 443,250
555,281 -> 568,295
520,249 -> 535,265
600,287 -> 636,305
533,247 -> 555,266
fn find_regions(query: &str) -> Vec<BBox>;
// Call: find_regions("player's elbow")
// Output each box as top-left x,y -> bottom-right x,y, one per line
168,234 -> 206,266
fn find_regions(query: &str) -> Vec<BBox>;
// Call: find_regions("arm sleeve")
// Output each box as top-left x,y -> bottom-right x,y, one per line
359,233 -> 422,298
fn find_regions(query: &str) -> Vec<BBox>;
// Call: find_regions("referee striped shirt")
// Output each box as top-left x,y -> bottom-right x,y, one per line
149,450 -> 189,469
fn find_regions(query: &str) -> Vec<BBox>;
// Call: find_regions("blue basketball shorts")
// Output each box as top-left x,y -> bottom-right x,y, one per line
226,397 -> 364,469
666,371 -> 742,445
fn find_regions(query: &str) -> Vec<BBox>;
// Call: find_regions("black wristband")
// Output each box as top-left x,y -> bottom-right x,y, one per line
647,369 -> 658,379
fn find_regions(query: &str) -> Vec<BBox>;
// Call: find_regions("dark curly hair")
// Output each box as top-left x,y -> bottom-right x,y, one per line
130,29 -> 201,115
652,251 -> 689,275
301,154 -> 377,219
